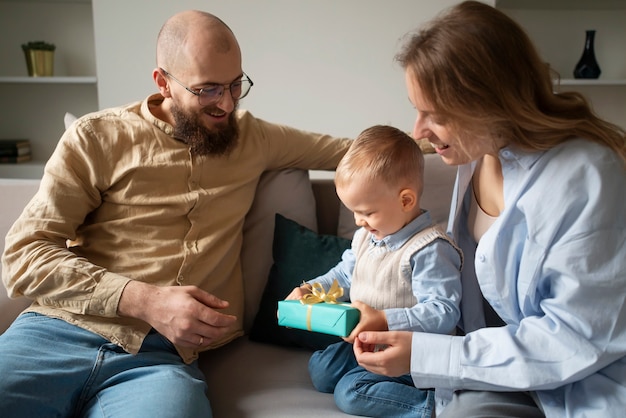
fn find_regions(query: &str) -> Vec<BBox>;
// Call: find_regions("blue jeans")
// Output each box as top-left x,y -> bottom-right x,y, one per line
0,313 -> 212,418
309,341 -> 434,418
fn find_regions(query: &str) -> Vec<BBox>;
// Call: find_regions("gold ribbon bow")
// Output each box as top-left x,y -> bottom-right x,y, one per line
300,279 -> 343,305
300,279 -> 344,332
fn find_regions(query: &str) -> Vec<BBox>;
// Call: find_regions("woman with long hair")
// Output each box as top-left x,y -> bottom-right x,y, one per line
353,2 -> 626,417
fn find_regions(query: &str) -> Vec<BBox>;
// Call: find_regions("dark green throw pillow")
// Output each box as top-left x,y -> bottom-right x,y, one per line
249,213 -> 352,350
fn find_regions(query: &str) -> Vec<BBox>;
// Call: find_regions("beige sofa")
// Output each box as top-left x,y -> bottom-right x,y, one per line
0,154 -> 456,418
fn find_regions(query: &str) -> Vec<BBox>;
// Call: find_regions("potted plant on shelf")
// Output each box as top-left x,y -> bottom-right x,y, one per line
22,41 -> 56,77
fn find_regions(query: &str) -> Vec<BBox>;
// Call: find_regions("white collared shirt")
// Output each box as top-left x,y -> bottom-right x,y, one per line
411,139 -> 626,417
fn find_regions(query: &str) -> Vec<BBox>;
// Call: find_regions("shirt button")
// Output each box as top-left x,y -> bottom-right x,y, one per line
478,254 -> 486,263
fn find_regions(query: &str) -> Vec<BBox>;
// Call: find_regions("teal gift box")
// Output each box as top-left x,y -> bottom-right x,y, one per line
277,300 -> 360,337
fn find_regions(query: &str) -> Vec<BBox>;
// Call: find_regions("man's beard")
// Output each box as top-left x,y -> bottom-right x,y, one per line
171,103 -> 239,157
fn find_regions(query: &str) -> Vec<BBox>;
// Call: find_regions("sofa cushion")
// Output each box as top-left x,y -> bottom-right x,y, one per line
0,179 -> 40,334
200,336 -> 352,417
419,154 -> 457,228
241,169 -> 318,332
249,214 -> 351,350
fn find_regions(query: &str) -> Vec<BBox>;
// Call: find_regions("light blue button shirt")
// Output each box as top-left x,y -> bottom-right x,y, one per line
410,139 -> 626,417
308,211 -> 462,334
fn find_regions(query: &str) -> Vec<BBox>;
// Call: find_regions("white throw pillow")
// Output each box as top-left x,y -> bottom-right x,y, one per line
64,112 -> 78,129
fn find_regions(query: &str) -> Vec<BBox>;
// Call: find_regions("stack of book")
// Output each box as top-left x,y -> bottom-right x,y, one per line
0,139 -> 32,163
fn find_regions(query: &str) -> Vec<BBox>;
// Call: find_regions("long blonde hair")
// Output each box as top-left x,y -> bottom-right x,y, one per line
396,1 -> 625,162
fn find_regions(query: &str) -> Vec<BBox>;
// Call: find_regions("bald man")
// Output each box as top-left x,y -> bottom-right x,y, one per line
0,10 -> 350,417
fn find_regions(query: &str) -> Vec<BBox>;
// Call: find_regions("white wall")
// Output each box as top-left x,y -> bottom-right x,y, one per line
92,0 -> 471,138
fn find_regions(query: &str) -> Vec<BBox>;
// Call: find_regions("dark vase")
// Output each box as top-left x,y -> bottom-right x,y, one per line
573,30 -> 601,79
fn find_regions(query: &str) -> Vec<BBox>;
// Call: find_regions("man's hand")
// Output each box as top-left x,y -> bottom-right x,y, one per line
118,281 -> 237,348
353,330 -> 413,377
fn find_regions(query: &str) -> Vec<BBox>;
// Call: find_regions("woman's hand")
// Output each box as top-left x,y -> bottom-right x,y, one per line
353,330 -> 413,377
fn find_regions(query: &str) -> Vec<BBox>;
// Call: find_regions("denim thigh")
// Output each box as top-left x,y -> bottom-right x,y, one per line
0,313 -> 211,418
308,341 -> 358,393
334,366 -> 434,418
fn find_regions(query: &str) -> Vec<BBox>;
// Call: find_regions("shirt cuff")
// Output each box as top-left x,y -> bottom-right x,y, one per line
87,272 -> 131,317
385,308 -> 411,331
410,332 -> 461,389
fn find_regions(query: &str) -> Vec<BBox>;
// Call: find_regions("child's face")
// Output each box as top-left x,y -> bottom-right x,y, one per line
337,177 -> 411,240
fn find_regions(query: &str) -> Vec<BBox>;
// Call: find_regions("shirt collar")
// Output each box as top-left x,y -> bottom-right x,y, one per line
141,93 -> 174,136
499,145 -> 544,171
369,210 -> 433,250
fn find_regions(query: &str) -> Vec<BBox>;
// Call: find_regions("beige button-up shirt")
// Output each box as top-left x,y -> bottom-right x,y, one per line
2,94 -> 350,363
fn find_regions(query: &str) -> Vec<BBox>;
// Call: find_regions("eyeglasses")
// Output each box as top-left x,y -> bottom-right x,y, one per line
160,68 -> 253,106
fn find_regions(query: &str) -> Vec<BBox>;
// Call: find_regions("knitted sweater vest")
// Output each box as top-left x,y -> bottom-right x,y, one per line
349,225 -> 460,310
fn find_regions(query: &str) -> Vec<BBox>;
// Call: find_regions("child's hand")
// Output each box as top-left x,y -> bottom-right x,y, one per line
284,283 -> 313,300
343,300 -> 388,344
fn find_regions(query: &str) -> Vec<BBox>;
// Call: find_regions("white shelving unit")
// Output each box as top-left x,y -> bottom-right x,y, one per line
559,79 -> 626,86
496,0 -> 626,128
0,0 -> 623,179
0,76 -> 97,84
0,0 -> 98,179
